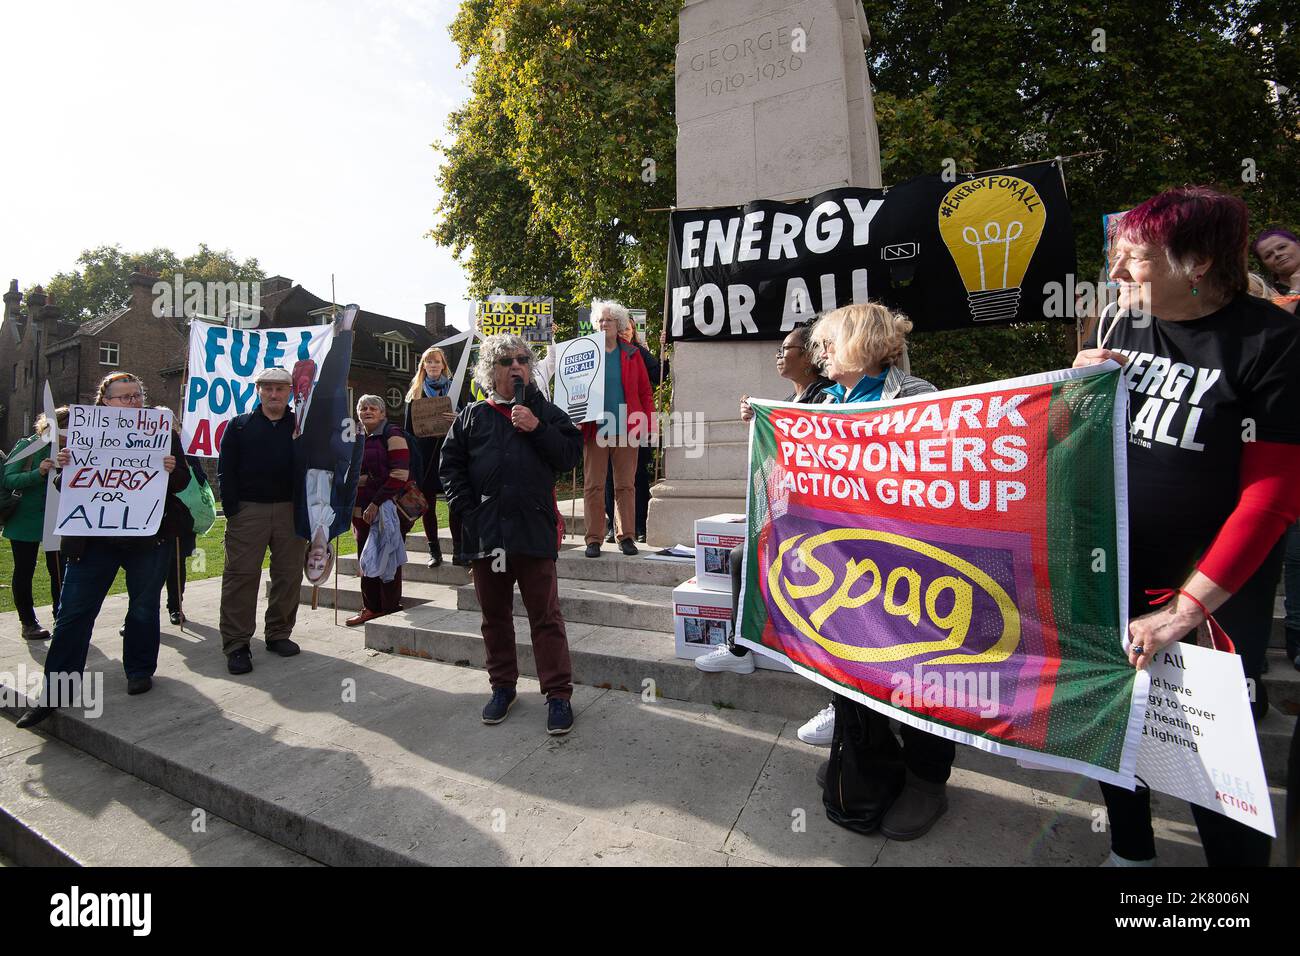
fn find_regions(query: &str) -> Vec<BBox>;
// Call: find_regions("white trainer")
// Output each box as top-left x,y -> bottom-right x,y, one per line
797,702 -> 835,745
693,646 -> 755,674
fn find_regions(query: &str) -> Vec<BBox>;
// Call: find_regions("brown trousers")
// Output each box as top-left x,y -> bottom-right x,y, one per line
583,438 -> 638,545
470,554 -> 572,700
219,501 -> 307,655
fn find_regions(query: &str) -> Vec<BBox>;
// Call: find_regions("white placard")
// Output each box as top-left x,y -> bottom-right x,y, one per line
182,322 -> 333,457
55,405 -> 173,537
1135,642 -> 1275,837
551,332 -> 606,424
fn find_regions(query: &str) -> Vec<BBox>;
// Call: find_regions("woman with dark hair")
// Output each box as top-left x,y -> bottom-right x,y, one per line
17,372 -> 189,727
3,406 -> 68,640
1253,228 -> 1300,295
1076,186 -> 1300,866
695,322 -> 830,675
404,346 -> 456,567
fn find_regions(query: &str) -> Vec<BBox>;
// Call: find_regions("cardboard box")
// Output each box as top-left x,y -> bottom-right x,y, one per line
672,577 -> 733,660
673,576 -> 794,672
694,513 -> 747,592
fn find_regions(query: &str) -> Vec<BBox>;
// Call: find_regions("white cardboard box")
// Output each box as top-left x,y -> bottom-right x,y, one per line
673,577 -> 733,660
672,576 -> 794,672
694,513 -> 747,592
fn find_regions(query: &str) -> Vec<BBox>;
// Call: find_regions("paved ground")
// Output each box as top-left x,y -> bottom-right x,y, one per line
0,577 -> 1286,866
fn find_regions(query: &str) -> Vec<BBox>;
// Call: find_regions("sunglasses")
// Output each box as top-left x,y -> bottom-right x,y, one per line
496,355 -> 531,367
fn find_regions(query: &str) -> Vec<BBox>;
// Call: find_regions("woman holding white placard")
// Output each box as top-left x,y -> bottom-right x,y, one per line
16,372 -> 189,728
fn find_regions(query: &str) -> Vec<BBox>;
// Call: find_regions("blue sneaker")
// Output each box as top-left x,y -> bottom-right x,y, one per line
546,697 -> 574,735
482,687 -> 517,724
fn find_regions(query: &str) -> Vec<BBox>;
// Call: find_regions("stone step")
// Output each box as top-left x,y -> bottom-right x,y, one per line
367,606 -> 1297,786
0,717 -> 317,867
344,542 -> 696,589
0,580 -> 1287,867
456,578 -> 674,631
303,566 -> 1300,719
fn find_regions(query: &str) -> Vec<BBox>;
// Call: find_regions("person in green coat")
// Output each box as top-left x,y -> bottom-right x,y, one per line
3,408 -> 68,640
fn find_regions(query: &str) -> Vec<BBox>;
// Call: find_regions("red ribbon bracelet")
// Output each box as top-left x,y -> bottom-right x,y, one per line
1144,588 -> 1235,654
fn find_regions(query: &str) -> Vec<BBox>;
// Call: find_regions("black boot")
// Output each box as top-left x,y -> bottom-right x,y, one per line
427,539 -> 443,568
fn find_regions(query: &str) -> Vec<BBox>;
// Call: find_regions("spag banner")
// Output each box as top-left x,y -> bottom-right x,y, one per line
738,364 -> 1146,785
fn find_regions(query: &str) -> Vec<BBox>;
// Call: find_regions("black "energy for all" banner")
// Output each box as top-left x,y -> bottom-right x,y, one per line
665,161 -> 1076,342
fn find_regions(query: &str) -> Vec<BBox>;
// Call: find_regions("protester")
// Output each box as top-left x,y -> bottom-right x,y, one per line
603,324 -> 660,544
3,407 -> 68,640
1077,186 -> 1300,866
16,374 -> 187,728
404,346 -> 457,567
694,325 -> 830,690
582,300 -> 653,558
346,395 -> 413,626
163,452 -> 209,626
217,366 -> 308,675
792,304 -> 952,840
1253,227 -> 1300,295
439,333 -> 584,735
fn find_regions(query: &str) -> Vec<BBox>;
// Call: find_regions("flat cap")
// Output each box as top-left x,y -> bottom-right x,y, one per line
254,367 -> 292,385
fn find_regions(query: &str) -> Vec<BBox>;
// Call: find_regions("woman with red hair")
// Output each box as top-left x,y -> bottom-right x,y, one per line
1075,186 -> 1300,866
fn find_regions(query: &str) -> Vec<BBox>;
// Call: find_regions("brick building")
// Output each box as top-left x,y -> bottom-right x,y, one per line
0,273 -> 188,449
0,272 -> 462,453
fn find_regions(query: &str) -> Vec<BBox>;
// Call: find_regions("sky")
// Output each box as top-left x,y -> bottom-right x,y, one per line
0,0 -> 475,330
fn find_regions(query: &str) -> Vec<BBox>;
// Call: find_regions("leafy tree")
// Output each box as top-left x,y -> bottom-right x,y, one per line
433,0 -> 677,340
41,244 -> 264,321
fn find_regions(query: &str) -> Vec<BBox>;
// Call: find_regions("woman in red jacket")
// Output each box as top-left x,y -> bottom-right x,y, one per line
581,300 -> 653,558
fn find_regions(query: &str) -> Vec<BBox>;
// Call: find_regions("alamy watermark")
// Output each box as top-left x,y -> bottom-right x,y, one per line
153,272 -> 262,327
889,664 -> 1000,718
1,664 -> 104,718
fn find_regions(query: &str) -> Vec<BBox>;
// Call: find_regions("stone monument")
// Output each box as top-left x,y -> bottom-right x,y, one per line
647,0 -> 882,545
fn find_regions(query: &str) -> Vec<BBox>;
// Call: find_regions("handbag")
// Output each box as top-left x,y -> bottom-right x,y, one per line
393,480 -> 428,523
822,695 -> 905,835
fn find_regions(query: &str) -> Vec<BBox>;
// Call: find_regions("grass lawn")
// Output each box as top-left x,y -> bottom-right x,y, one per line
0,501 -> 452,616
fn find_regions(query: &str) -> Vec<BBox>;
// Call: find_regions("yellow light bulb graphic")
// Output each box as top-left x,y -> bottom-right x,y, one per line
938,175 -> 1047,323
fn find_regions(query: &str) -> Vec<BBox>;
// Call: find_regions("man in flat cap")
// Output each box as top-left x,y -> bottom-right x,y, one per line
217,366 -> 309,674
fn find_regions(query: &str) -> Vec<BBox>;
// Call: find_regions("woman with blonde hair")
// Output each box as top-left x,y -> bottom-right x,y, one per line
808,303 -> 951,842
404,346 -> 456,566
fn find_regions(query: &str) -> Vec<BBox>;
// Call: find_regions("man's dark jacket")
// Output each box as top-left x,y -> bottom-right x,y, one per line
439,383 -> 582,562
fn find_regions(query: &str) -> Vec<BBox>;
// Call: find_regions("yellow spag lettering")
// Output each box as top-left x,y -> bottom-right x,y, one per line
883,567 -> 922,625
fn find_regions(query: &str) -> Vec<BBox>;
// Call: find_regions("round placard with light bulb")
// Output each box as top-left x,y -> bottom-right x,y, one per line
938,175 -> 1048,323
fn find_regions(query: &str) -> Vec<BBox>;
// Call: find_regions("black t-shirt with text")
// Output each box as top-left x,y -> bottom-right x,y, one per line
1087,294 -> 1300,567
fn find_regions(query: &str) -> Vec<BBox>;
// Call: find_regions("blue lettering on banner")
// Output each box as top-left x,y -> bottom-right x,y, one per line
229,329 -> 259,376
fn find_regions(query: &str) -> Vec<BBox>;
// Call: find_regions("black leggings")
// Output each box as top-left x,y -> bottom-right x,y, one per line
9,539 -> 64,624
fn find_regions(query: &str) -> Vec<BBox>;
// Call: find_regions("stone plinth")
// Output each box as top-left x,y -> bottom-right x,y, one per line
648,0 -> 881,546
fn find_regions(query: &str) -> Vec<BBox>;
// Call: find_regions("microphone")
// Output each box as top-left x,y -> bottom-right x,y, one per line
513,380 -> 526,406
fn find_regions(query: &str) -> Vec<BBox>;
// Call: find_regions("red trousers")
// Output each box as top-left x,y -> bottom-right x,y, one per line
353,517 -> 403,613
470,554 -> 573,700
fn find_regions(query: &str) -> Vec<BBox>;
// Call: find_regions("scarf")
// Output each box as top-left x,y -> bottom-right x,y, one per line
824,369 -> 888,404
423,375 -> 451,398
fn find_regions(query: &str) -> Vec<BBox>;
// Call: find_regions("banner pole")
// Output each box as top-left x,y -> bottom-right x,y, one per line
176,538 -> 184,632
